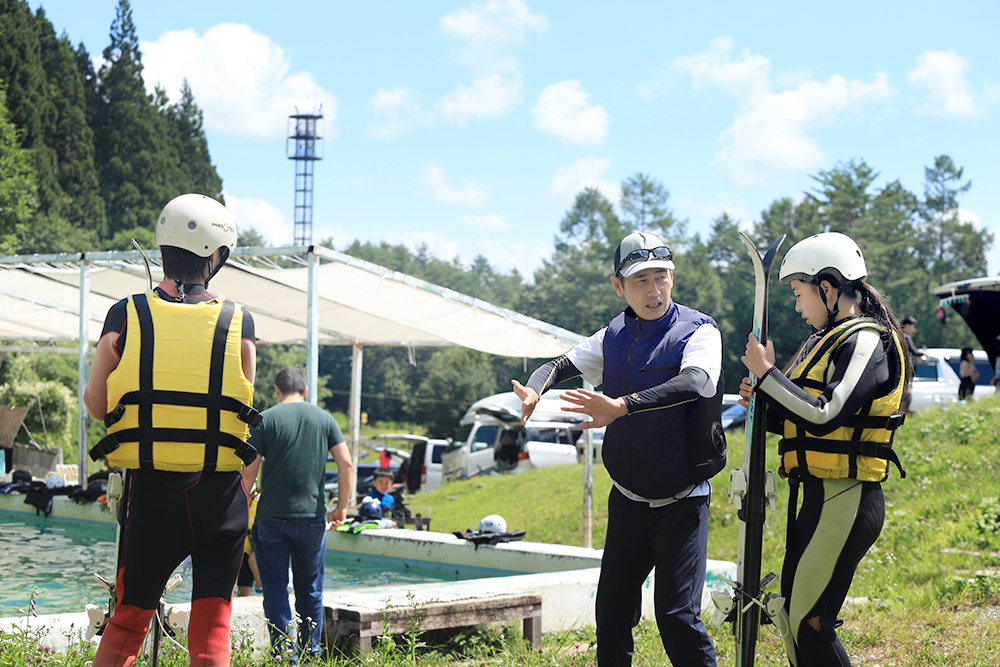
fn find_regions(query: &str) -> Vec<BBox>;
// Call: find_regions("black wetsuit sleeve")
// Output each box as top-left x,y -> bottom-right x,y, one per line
241,308 -> 255,343
622,367 -> 709,413
524,356 -> 582,396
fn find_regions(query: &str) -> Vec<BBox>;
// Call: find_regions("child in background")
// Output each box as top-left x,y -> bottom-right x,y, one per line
361,467 -> 395,517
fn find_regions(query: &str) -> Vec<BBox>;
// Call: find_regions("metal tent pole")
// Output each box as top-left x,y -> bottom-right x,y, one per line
77,257 -> 90,488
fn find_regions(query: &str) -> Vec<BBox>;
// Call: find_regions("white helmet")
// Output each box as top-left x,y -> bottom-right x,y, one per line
156,194 -> 237,259
45,472 -> 66,490
478,514 -> 507,534
779,232 -> 867,285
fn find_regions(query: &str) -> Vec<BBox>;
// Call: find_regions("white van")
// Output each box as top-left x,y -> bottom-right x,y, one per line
372,434 -> 447,494
441,391 -> 587,480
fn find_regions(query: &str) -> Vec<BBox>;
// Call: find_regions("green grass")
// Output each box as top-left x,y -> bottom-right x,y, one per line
5,396 -> 1000,665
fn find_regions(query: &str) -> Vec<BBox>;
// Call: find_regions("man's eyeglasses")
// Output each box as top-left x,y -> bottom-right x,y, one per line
617,246 -> 672,274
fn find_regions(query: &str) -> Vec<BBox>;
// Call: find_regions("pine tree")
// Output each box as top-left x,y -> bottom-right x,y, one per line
164,79 -> 224,200
90,0 -> 181,242
35,9 -> 105,235
0,86 -> 38,253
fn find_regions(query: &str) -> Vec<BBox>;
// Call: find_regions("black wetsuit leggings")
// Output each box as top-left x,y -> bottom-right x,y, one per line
782,478 -> 884,667
118,469 -> 248,608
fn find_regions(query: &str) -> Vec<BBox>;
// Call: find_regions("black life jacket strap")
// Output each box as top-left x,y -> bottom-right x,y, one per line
780,435 -> 906,479
90,429 -> 258,466
103,392 -> 261,429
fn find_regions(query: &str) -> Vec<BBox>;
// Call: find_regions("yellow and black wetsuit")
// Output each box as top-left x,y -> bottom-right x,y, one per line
754,316 -> 905,666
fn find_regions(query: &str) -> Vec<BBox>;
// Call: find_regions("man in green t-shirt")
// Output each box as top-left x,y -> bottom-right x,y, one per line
245,367 -> 354,661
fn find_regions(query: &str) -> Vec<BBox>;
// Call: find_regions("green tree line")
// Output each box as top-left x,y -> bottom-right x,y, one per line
0,0 -> 992,457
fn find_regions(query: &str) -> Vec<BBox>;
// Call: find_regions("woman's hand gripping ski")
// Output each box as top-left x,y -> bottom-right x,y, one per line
738,332 -> 776,409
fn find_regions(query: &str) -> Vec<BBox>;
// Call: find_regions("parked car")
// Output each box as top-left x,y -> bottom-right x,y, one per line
575,426 -> 605,463
908,350 -> 962,412
721,402 -> 747,431
921,347 -> 995,390
442,391 -> 586,479
373,434 -> 447,494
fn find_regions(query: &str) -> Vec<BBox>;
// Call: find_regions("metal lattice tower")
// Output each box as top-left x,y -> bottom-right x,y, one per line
286,108 -> 324,246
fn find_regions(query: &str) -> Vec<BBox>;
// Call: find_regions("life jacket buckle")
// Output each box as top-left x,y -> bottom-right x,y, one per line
103,403 -> 126,428
885,412 -> 905,430
89,433 -> 121,462
238,404 -> 263,428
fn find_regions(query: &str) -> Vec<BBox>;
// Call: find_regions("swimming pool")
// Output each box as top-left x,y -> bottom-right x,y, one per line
0,511 -> 515,617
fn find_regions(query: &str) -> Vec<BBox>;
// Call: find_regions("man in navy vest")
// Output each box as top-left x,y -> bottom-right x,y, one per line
513,231 -> 722,666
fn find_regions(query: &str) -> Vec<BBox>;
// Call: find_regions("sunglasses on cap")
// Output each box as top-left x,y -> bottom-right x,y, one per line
616,246 -> 673,274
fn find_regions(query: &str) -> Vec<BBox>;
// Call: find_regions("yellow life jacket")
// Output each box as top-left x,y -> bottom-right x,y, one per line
779,317 -> 906,482
90,291 -> 259,472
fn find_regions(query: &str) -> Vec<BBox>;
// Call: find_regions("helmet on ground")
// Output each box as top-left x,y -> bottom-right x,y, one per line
778,232 -> 867,285
156,194 -> 237,259
478,514 -> 507,534
358,496 -> 383,521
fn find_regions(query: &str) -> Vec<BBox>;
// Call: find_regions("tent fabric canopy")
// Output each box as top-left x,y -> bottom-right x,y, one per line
0,245 -> 585,357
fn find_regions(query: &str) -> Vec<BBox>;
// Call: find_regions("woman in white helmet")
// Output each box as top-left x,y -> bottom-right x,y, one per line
738,231 -> 911,666
84,194 -> 257,667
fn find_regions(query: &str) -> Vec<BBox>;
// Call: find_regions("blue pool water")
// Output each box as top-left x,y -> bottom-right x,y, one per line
0,512 -> 513,618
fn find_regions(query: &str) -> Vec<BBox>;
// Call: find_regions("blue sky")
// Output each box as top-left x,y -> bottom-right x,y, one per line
29,0 -> 1000,279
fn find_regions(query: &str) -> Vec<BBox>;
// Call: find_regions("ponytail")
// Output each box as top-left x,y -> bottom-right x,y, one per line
858,282 -> 913,385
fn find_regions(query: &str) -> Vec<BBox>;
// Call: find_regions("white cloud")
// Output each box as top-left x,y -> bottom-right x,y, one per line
463,213 -> 508,231
366,88 -> 435,140
438,0 -> 548,70
141,24 -> 338,140
225,194 -> 292,246
546,157 -> 619,205
431,0 -> 546,125
678,194 -> 752,228
907,50 -> 983,118
420,163 -> 490,206
476,237 -> 548,275
436,74 -> 523,123
532,81 -> 609,146
671,38 -> 894,186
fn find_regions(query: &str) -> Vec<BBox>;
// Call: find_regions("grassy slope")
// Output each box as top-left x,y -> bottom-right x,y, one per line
414,395 -> 1000,665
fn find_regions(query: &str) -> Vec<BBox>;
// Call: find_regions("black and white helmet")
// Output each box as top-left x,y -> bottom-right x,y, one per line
779,232 -> 867,286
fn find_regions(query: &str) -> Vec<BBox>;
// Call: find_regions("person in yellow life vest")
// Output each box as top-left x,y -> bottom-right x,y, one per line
83,193 -> 258,667
737,232 -> 910,667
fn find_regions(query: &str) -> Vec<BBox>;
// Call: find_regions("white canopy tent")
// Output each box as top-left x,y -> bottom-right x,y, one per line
0,245 -> 600,543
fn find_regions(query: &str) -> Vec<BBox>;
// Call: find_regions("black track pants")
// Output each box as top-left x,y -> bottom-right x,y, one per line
596,487 -> 716,666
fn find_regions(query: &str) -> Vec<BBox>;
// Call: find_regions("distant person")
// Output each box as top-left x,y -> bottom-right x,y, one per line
739,232 -> 909,665
513,231 -> 724,666
899,316 -> 924,414
993,337 -> 1000,395
958,347 -> 979,400
246,367 -> 353,661
360,467 -> 396,516
83,194 -> 257,667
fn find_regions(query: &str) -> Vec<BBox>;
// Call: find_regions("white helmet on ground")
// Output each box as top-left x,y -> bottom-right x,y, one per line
478,514 -> 507,534
45,472 -> 66,490
779,232 -> 867,285
156,194 -> 237,259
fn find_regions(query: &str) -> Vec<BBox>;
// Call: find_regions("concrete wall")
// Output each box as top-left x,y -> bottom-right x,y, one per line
0,496 -> 736,653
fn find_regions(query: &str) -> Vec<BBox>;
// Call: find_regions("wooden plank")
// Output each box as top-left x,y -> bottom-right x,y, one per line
329,593 -> 543,652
